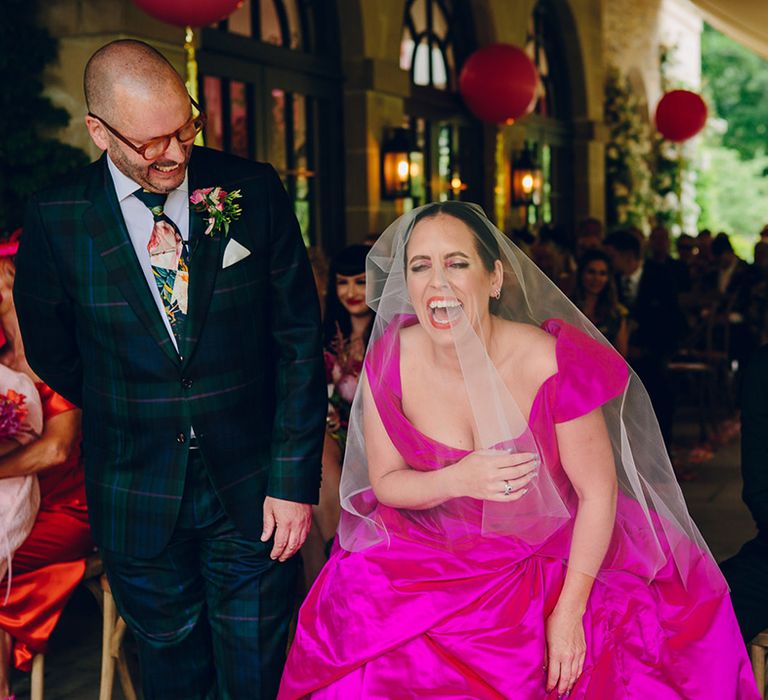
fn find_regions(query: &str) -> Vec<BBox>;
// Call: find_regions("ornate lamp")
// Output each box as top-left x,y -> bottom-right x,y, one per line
511,145 -> 542,205
381,128 -> 414,199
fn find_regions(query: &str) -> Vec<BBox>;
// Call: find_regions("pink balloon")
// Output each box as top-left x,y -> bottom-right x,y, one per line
133,0 -> 243,27
655,90 -> 708,142
459,44 -> 539,124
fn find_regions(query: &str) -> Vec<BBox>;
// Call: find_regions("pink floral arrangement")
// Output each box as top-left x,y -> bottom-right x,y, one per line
190,186 -> 243,237
325,325 -> 364,448
0,390 -> 29,441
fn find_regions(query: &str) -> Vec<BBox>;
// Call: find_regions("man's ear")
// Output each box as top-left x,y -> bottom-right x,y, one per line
85,115 -> 109,151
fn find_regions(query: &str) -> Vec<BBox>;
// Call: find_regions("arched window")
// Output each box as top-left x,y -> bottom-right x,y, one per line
197,1 -> 343,250
521,0 -> 574,229
223,0 -> 307,50
400,0 -> 455,90
399,1 -> 480,208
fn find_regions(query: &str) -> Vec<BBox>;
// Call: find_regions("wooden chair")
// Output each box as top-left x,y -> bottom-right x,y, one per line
667,300 -> 734,442
29,553 -> 138,700
95,570 -> 136,700
750,631 -> 768,699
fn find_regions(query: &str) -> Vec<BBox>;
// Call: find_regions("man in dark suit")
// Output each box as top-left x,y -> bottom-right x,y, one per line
605,230 -> 685,446
14,40 -> 326,699
721,348 -> 768,642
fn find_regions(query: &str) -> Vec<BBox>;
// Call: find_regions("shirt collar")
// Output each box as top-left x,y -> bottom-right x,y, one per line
106,154 -> 189,202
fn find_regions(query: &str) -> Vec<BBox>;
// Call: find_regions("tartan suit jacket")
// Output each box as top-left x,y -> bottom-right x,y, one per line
15,147 -> 326,558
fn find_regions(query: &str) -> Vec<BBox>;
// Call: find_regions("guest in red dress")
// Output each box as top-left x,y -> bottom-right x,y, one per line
0,233 -> 93,700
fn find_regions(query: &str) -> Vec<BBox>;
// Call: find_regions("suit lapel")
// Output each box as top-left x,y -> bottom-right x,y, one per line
83,159 -> 180,367
181,150 -> 224,365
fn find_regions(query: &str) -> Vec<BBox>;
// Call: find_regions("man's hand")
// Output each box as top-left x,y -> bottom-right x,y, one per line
261,496 -> 312,562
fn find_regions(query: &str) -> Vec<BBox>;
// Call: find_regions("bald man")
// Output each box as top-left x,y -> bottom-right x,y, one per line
15,40 -> 325,699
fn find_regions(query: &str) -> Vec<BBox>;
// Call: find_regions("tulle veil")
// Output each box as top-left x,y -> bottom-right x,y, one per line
338,201 -> 725,594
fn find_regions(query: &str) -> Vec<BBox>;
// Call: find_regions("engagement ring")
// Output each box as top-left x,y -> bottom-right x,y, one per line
503,480 -> 513,496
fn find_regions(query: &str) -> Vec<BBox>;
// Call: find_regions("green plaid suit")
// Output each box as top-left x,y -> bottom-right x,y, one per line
15,147 -> 326,698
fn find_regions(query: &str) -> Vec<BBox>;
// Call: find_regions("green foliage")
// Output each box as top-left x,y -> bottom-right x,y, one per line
696,141 -> 768,258
0,0 -> 89,232
697,24 -> 768,257
604,67 -> 653,229
649,44 -> 691,231
701,24 -> 768,160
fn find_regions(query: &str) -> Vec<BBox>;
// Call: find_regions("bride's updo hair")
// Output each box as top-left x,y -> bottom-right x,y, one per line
409,202 -> 502,273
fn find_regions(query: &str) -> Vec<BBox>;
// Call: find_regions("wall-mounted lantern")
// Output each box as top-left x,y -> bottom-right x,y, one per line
381,127 -> 414,199
511,144 -> 542,205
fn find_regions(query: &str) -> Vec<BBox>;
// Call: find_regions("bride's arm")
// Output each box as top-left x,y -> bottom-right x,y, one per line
545,406 -> 617,695
555,405 -> 617,606
363,375 -> 455,510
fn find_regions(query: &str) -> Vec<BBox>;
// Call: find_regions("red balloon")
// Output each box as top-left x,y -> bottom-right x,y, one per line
654,90 -> 708,142
133,0 -> 243,27
459,44 -> 539,124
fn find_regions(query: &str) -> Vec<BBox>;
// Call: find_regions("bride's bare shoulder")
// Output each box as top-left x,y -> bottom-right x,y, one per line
493,318 -> 558,381
399,322 -> 428,361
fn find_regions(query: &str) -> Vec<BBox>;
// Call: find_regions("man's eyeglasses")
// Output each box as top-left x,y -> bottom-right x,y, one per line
88,98 -> 207,161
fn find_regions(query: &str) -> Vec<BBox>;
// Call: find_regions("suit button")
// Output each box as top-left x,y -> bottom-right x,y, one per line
176,432 -> 186,444
181,377 -> 193,389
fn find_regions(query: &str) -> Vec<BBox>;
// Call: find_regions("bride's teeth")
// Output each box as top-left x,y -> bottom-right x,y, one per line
429,299 -> 461,309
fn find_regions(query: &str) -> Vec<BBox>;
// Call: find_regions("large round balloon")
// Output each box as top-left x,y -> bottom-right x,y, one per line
459,44 -> 539,124
133,0 -> 243,27
654,90 -> 708,142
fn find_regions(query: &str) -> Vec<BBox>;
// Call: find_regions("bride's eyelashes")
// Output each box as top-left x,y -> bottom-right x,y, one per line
409,260 -> 470,273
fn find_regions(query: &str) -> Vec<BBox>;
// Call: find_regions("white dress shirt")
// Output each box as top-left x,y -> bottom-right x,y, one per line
106,156 -> 189,351
622,263 -> 643,307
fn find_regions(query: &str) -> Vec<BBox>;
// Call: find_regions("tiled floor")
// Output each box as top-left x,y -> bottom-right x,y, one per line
8,416 -> 757,700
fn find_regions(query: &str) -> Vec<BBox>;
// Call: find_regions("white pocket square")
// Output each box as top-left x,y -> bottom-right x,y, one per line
222,239 -> 251,268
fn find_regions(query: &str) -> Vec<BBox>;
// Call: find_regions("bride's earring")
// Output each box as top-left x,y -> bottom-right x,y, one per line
491,288 -> 501,300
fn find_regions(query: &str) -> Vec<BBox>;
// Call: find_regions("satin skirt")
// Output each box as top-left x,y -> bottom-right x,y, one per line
280,511 -> 758,699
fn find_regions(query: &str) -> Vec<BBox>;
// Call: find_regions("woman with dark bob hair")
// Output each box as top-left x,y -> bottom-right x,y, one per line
281,202 -> 757,699
571,248 -> 628,356
310,246 -> 375,564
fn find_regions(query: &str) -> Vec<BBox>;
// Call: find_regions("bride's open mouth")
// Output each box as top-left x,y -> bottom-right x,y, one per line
427,296 -> 463,329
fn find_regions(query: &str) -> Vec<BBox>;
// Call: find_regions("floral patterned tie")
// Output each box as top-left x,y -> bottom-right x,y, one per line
133,189 -> 189,343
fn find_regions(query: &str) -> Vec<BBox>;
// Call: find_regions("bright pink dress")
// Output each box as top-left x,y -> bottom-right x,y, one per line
279,318 -> 758,699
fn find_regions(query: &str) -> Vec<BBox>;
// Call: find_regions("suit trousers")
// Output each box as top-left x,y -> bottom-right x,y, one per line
102,449 -> 299,699
721,536 -> 768,643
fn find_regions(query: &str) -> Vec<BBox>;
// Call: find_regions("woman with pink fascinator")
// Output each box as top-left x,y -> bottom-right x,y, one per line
0,230 -> 93,700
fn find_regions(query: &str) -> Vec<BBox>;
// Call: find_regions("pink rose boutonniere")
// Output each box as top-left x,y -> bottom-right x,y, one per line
190,186 -> 243,238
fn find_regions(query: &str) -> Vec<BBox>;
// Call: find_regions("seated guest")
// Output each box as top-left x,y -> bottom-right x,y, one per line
310,246 -> 374,570
0,233 -> 92,700
574,216 -> 604,259
531,225 -> 575,295
697,229 -> 714,267
676,233 -> 697,265
648,225 -> 691,293
605,230 -> 684,446
707,233 -> 755,370
706,233 -> 750,300
571,249 -> 628,356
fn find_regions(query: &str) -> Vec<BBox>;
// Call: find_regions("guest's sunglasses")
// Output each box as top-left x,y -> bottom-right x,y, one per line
88,97 -> 207,161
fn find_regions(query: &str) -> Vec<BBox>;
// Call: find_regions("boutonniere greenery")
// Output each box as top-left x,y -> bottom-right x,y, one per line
190,187 -> 243,237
